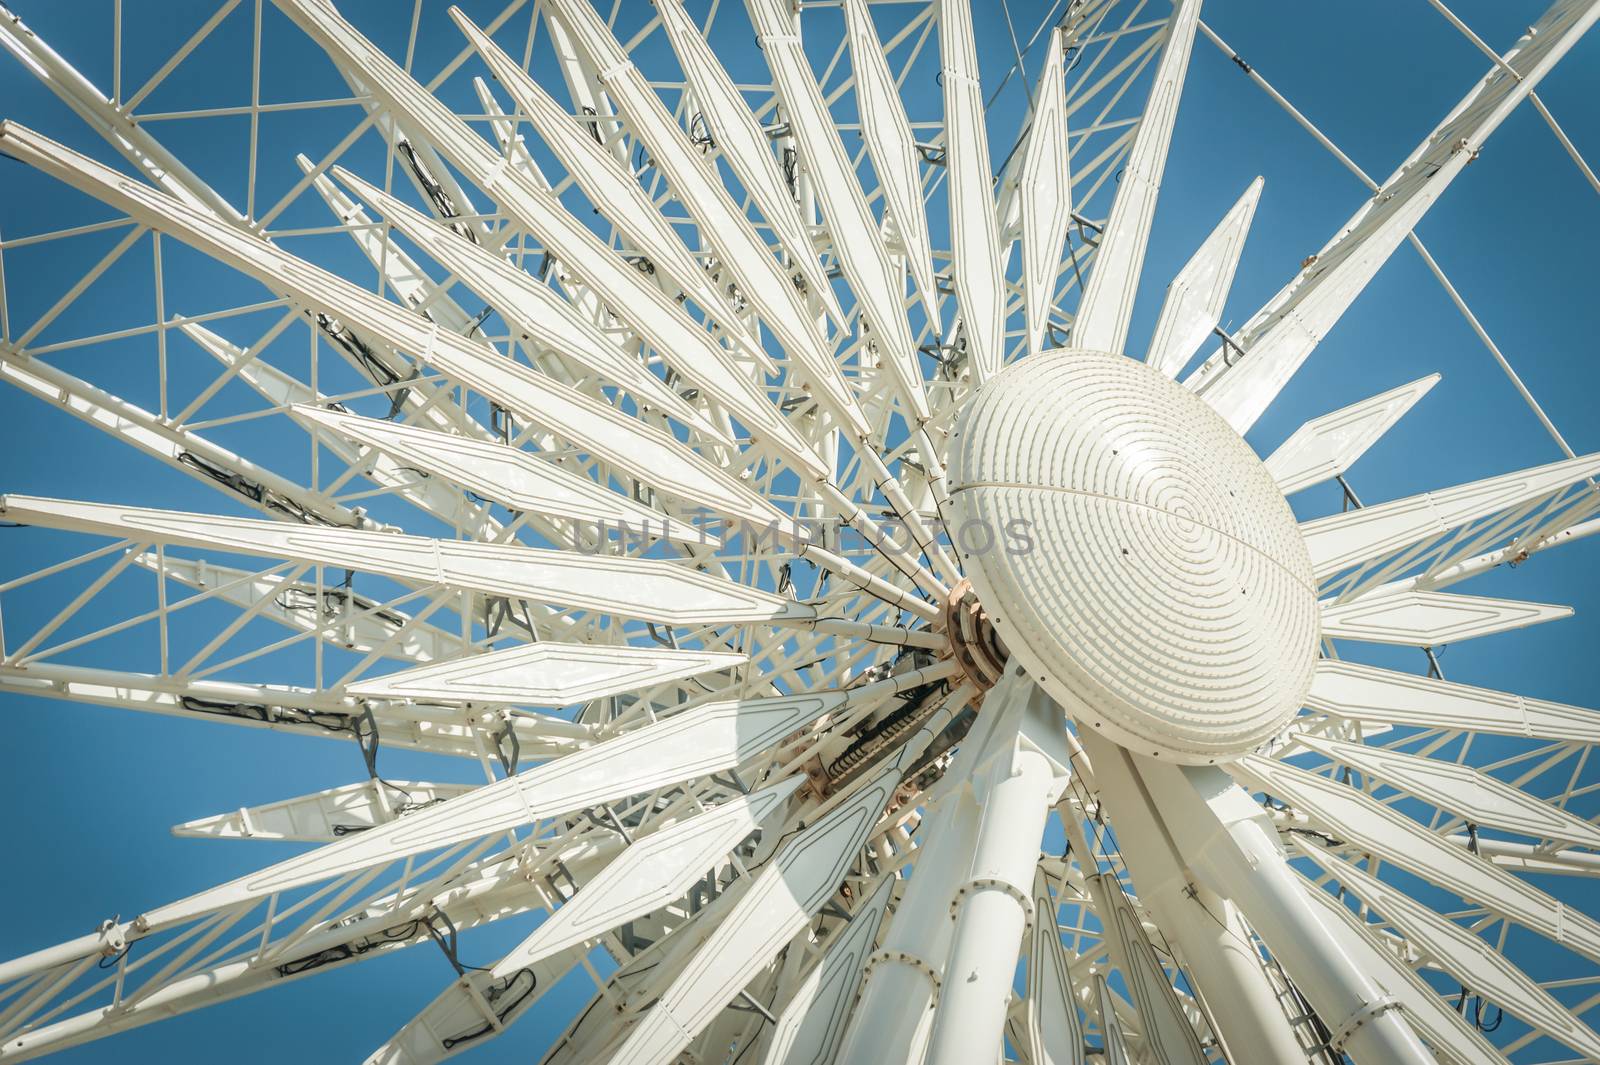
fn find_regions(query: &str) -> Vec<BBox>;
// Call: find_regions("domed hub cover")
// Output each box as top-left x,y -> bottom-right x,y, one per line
947,349 -> 1319,763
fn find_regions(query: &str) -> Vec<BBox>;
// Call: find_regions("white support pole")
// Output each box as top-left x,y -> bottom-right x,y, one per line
923,673 -> 1072,1065
1078,730 -> 1305,1065
1121,750 -> 1436,1065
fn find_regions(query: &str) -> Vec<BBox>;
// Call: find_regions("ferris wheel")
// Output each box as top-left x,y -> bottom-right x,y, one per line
0,0 -> 1598,1062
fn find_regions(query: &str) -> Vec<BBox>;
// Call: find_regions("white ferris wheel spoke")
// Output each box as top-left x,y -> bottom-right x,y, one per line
936,0 -> 1007,383
1263,374 -> 1439,496
529,0 -> 875,445
344,641 -> 748,707
1305,658 -> 1600,743
843,0 -> 941,325
652,0 -> 850,331
1018,28 -> 1072,359
758,874 -> 895,1065
1024,867 -> 1086,1065
1318,588 -> 1572,646
1187,0 -> 1600,433
1071,0 -> 1202,355
1,2 -> 1597,1062
171,779 -> 480,843
1143,175 -> 1261,379
328,165 -> 732,442
1293,733 -> 1600,850
745,0 -> 931,424
1293,841 -> 1600,1064
1300,451 -> 1600,579
0,495 -> 807,626
291,405 -> 718,545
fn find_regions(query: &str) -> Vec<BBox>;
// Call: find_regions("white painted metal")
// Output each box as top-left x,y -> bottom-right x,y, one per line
603,767 -> 901,1065
1080,873 -> 1208,1065
1145,177 -> 1261,379
329,165 -> 728,440
1073,0 -> 1203,355
1079,728 -> 1305,1065
495,777 -> 802,972
1295,841 -> 1600,1062
1305,658 -> 1600,742
1264,375 -> 1438,495
1295,733 -> 1600,848
650,0 -> 849,331
937,0 -> 1006,382
291,405 -> 717,545
1024,869 -> 1085,1065
172,780 -> 478,842
760,876 -> 894,1065
1293,868 -> 1510,1065
744,0 -> 930,422
1187,1 -> 1600,432
1319,588 -> 1571,644
1134,759 -> 1437,1063
1019,29 -> 1072,359
0,496 -> 805,626
843,0 -> 939,324
949,350 -> 1317,763
530,0 -> 869,451
1301,452 -> 1600,577
347,642 -> 746,707
1233,755 -> 1600,966
925,674 -> 1072,1065
3,3 -> 1598,1063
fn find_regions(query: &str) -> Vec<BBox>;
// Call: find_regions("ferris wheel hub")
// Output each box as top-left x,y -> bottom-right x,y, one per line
946,350 -> 1319,763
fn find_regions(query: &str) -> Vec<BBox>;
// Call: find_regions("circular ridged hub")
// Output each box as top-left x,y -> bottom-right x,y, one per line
947,350 -> 1319,763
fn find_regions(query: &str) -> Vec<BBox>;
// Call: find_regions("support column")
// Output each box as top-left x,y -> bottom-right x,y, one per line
1117,744 -> 1436,1065
1080,730 -> 1306,1065
923,672 -> 1072,1065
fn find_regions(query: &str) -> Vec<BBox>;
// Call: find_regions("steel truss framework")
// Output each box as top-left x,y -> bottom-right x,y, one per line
0,1 -> 1596,1063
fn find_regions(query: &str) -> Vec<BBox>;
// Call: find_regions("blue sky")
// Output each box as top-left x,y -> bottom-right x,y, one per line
1,1 -> 1598,1061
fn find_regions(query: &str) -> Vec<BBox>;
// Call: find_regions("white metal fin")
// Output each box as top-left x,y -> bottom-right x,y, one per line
1233,755 -> 1600,967
937,0 -> 1006,381
761,876 -> 894,1065
843,0 -> 939,323
1145,176 -> 1261,378
1092,975 -> 1132,1065
291,405 -> 716,545
1186,4 -> 1600,433
1072,0 -> 1202,355
534,0 -> 868,450
1300,452 -> 1600,578
272,0 -> 830,479
1294,734 -> 1600,849
1026,869 -> 1085,1065
604,766 -> 900,1065
1295,842 -> 1599,1061
331,165 -> 726,441
1305,659 -> 1600,743
0,496 -> 808,627
1019,29 -> 1072,359
0,122 -> 804,531
495,777 -> 802,975
454,14 -> 743,334
172,780 -> 477,843
101,692 -> 847,940
347,642 -> 746,707
744,0 -> 930,423
297,153 -> 475,333
1319,588 -> 1571,645
1264,375 -> 1439,495
651,0 -> 847,330
1086,874 -> 1207,1065
1293,871 -> 1509,1065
